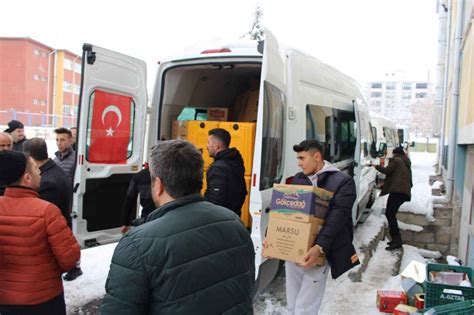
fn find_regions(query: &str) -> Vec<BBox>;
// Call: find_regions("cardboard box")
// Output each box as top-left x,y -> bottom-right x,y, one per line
414,294 -> 424,310
207,107 -> 228,121
270,184 -> 334,221
376,290 -> 407,313
172,120 -> 188,139
393,304 -> 417,315
264,213 -> 325,265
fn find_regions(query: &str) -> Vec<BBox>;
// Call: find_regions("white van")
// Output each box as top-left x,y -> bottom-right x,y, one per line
72,30 -> 377,293
370,113 -> 399,159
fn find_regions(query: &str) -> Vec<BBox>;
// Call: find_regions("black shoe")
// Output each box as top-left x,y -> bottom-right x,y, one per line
63,267 -> 83,281
385,243 -> 402,251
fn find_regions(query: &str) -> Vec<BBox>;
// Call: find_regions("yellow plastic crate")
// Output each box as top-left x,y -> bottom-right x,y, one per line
186,121 -> 220,170
218,122 -> 256,176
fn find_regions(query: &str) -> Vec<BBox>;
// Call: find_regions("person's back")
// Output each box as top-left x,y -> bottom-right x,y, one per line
204,128 -> 247,217
101,140 -> 255,315
0,151 -> 80,315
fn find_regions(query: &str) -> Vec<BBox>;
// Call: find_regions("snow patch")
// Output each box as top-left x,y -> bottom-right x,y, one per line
64,243 -> 116,313
431,180 -> 443,189
398,221 -> 423,232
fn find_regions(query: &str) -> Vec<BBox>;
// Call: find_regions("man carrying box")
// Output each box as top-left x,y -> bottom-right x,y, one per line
286,139 -> 359,314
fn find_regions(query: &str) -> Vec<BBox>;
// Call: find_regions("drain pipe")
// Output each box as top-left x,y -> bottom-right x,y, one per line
446,0 -> 465,201
437,0 -> 449,173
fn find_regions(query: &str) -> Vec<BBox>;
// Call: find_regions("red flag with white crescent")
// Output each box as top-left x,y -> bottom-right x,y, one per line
88,90 -> 132,164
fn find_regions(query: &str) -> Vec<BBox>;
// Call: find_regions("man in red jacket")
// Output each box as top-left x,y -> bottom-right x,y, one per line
0,151 -> 81,315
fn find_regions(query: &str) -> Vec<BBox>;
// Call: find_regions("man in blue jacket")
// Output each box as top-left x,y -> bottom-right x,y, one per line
101,140 -> 255,314
287,139 -> 359,314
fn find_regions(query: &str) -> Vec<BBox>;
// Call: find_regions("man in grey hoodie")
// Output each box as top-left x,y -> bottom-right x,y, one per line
288,139 -> 359,314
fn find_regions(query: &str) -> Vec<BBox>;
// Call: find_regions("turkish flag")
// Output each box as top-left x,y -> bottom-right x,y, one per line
88,90 -> 132,164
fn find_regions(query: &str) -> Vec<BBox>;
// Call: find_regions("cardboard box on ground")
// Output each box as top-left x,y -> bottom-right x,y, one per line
263,184 -> 334,265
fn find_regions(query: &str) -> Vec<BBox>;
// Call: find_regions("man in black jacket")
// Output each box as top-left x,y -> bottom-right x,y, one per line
120,166 -> 154,234
101,140 -> 255,314
4,120 -> 27,152
23,138 -> 83,282
204,128 -> 247,217
285,139 -> 360,314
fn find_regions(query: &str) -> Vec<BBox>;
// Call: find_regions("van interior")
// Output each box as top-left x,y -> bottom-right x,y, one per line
158,63 -> 262,139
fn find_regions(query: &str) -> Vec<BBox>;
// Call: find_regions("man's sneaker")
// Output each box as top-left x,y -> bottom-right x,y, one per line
63,267 -> 83,281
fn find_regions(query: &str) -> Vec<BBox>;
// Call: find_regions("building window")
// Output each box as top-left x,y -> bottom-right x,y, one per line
74,84 -> 80,95
42,52 -> 47,57
41,100 -> 46,106
402,92 -> 412,99
416,83 -> 428,89
385,91 -> 395,99
34,49 -> 39,55
63,81 -> 72,92
371,92 -> 382,98
64,58 -> 73,70
402,82 -> 412,90
41,76 -> 47,82
371,82 -> 382,89
74,63 -> 81,74
63,105 -> 71,115
33,99 -> 39,105
33,74 -> 39,80
416,92 -> 427,98
385,82 -> 396,90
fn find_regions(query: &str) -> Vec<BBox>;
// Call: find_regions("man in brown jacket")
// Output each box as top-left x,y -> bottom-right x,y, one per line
372,147 -> 413,251
0,150 -> 81,315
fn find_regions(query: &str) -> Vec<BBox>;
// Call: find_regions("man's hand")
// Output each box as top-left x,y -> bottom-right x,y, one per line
121,225 -> 131,234
299,245 -> 322,269
261,238 -> 273,259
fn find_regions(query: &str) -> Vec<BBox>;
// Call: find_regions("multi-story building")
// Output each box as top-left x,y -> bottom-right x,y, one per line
436,0 -> 474,267
365,80 -> 435,126
0,37 -> 81,128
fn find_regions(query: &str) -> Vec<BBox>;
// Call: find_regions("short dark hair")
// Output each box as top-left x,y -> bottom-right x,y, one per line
149,140 -> 203,199
23,137 -> 48,161
208,128 -> 231,148
293,139 -> 324,158
70,127 -> 77,131
393,147 -> 405,155
54,127 -> 72,137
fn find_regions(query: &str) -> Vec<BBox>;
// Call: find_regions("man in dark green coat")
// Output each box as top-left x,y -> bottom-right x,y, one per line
372,147 -> 413,251
101,140 -> 255,315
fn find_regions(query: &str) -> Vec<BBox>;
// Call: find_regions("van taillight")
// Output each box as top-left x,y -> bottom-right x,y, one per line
201,48 -> 231,54
285,176 -> 294,184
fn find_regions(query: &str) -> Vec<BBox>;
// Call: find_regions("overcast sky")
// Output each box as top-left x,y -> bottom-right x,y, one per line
1,0 -> 439,87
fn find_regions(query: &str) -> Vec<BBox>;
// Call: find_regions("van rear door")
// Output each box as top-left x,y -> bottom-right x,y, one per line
73,44 -> 147,247
251,29 -> 287,292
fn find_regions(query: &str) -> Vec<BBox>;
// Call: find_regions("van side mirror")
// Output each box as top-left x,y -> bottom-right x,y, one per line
378,143 -> 387,157
369,142 -> 378,159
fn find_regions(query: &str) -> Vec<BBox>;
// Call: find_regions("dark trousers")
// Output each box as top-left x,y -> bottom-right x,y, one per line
385,193 -> 409,237
0,293 -> 66,315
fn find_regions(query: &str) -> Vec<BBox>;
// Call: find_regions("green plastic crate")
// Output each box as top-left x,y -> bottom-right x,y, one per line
425,263 -> 474,307
417,300 -> 474,314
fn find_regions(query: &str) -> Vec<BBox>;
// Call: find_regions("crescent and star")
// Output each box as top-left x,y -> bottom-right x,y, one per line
101,105 -> 122,137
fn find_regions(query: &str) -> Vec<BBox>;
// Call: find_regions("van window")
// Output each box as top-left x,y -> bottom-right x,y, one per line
306,105 -> 356,163
260,81 -> 285,190
86,90 -> 135,164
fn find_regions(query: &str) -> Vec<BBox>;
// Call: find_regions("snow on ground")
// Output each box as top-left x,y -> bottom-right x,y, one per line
64,243 -> 116,313
398,152 -> 437,220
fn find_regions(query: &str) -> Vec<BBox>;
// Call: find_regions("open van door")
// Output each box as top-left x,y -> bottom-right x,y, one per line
73,44 -> 147,247
251,29 -> 287,295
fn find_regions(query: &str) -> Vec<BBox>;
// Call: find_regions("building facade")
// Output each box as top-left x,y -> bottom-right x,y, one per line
436,0 -> 474,267
365,80 -> 437,140
0,37 -> 81,128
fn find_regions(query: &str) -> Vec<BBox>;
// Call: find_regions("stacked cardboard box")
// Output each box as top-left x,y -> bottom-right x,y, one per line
263,184 -> 333,265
